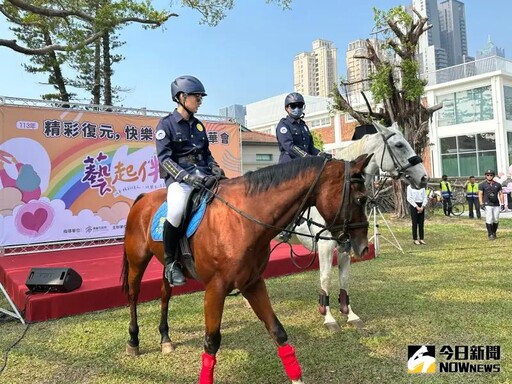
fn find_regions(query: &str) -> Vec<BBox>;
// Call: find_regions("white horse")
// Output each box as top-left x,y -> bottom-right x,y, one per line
295,121 -> 428,332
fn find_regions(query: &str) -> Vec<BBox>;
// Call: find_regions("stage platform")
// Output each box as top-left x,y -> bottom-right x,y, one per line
0,241 -> 326,323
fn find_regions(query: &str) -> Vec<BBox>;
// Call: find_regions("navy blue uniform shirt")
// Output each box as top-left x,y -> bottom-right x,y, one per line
276,116 -> 320,163
155,109 -> 215,186
479,180 -> 502,206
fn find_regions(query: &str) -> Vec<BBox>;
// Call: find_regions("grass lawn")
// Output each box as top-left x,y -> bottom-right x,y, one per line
0,215 -> 511,384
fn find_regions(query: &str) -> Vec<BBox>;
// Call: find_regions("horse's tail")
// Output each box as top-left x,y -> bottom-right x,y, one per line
120,193 -> 146,294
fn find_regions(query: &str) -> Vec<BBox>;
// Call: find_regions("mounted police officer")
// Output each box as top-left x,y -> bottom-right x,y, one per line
276,92 -> 332,163
155,75 -> 224,286
275,92 -> 331,241
478,169 -> 504,240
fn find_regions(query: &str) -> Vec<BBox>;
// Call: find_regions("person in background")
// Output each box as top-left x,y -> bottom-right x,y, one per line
439,174 -> 453,216
155,75 -> 224,286
275,92 -> 331,242
478,169 -> 504,240
464,175 -> 481,219
406,184 -> 428,245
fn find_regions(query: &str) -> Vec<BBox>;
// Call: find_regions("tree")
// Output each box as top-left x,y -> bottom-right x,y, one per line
0,0 -> 292,104
331,6 -> 442,217
311,130 -> 324,151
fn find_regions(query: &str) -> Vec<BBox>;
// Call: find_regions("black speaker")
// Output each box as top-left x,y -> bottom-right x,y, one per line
25,267 -> 82,293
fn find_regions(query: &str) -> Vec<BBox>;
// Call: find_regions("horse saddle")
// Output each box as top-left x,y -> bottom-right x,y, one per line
151,191 -> 210,280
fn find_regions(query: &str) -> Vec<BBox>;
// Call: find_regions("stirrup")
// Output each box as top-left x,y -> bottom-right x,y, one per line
165,262 -> 186,286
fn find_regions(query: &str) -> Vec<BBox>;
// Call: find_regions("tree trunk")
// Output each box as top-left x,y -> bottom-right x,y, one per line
392,179 -> 408,218
43,31 -> 69,102
102,31 -> 112,106
92,39 -> 101,105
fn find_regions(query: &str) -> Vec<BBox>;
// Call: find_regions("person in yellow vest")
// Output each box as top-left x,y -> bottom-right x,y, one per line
439,174 -> 453,216
464,175 -> 481,219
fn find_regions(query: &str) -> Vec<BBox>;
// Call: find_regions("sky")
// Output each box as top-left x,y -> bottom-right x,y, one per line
0,0 -> 511,116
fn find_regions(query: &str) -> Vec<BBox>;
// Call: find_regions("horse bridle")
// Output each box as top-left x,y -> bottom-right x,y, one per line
314,161 -> 369,252
379,132 -> 423,178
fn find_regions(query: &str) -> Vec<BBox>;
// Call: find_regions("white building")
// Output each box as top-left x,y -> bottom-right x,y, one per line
424,56 -> 512,177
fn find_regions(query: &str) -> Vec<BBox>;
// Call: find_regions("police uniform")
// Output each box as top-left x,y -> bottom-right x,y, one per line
156,109 -> 216,230
276,116 -> 320,163
156,109 -> 215,187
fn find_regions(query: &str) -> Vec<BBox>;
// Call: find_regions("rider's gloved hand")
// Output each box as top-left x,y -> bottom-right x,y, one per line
211,164 -> 225,177
318,151 -> 333,160
203,175 -> 217,189
183,174 -> 205,189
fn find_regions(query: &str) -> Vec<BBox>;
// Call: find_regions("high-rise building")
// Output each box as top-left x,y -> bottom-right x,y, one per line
438,0 -> 468,67
345,38 -> 394,95
293,39 -> 338,97
413,0 -> 448,74
476,36 -> 505,59
219,104 -> 246,125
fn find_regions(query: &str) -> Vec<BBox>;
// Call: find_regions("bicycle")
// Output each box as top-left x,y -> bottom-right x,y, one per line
426,193 -> 464,218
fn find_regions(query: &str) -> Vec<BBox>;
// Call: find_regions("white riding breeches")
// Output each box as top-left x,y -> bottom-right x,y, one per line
166,169 -> 206,227
484,205 -> 500,224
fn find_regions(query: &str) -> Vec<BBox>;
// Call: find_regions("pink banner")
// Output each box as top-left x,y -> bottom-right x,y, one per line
0,105 -> 241,248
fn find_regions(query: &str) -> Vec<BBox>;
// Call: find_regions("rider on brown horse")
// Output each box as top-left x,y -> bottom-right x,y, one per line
155,75 -> 224,286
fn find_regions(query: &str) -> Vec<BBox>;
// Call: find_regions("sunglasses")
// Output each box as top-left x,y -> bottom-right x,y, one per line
288,102 -> 304,109
485,174 -> 494,176
189,93 -> 204,100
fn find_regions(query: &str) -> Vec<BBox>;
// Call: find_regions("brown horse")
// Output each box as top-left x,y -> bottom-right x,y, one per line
121,154 -> 372,384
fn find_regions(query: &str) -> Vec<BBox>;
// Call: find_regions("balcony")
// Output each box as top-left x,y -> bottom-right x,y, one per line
422,56 -> 512,86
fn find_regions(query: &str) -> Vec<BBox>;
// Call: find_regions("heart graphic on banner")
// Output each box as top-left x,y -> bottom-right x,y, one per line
20,208 -> 48,232
15,201 -> 54,236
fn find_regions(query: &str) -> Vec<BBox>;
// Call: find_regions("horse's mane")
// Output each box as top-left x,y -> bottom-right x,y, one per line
243,156 -> 325,196
334,135 -> 372,161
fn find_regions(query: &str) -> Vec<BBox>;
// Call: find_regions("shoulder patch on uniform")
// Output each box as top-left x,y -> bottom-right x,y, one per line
280,127 -> 288,134
156,130 -> 166,140
196,123 -> 204,132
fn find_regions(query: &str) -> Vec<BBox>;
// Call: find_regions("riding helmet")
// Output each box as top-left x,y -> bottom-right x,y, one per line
284,92 -> 305,107
171,75 -> 207,102
485,169 -> 496,176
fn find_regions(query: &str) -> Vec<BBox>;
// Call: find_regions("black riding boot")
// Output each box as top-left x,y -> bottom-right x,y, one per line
486,224 -> 495,240
163,221 -> 186,286
492,223 -> 499,237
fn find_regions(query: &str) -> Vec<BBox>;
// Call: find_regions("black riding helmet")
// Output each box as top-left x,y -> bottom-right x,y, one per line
284,92 -> 305,108
171,75 -> 207,102
485,169 -> 496,176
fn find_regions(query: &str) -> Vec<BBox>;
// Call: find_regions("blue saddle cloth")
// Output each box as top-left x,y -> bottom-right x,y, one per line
151,200 -> 207,241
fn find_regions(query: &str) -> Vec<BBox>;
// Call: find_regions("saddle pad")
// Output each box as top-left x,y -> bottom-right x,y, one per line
151,200 -> 207,241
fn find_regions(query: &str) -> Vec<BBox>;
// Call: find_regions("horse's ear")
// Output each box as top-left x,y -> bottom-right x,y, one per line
352,153 -> 374,173
372,120 -> 385,133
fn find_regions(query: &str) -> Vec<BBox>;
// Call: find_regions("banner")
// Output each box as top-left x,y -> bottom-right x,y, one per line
0,105 -> 241,247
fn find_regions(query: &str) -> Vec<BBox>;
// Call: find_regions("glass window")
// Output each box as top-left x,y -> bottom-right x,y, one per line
256,154 -> 273,162
439,133 -> 496,176
505,86 -> 512,121
436,86 -> 493,126
477,133 -> 495,151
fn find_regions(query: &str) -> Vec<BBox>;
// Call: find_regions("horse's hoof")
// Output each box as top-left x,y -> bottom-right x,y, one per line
126,344 -> 140,356
324,322 -> 341,333
347,318 -> 365,329
161,341 -> 175,354
291,378 -> 304,384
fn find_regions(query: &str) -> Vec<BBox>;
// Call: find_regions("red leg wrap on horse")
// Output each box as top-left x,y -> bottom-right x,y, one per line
199,353 -> 216,384
277,344 -> 302,381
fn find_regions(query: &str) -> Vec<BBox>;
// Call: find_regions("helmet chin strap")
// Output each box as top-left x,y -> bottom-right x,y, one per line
178,94 -> 194,117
